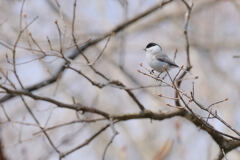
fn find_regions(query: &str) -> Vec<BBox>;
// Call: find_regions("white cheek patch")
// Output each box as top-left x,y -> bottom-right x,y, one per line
150,46 -> 161,53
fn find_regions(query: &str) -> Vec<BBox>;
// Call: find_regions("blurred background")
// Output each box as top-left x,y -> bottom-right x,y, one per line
0,0 -> 240,159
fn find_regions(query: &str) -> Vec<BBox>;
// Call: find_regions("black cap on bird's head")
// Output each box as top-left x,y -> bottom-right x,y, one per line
144,42 -> 162,51
146,42 -> 158,49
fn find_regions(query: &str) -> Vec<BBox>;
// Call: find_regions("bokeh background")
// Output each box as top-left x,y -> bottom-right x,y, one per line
0,0 -> 240,159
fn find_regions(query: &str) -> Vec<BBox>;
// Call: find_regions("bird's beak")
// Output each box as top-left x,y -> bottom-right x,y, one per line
143,48 -> 146,52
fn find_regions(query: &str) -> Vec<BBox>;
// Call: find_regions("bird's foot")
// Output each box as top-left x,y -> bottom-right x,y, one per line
150,69 -> 155,74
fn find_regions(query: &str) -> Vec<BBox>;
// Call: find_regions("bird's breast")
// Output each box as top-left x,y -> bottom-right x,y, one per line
146,53 -> 169,72
146,53 -> 154,64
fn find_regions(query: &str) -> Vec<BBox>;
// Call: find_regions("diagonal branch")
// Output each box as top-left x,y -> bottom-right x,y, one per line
175,0 -> 193,107
0,0 -> 174,103
0,85 -> 110,118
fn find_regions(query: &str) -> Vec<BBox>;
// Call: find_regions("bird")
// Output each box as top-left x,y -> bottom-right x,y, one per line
144,42 -> 179,74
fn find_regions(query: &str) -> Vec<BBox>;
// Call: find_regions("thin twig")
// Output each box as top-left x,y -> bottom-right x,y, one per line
0,104 -> 11,121
28,32 -> 46,56
191,96 -> 240,137
33,118 -> 106,135
60,124 -> 110,159
19,0 -> 26,30
175,0 -> 193,106
207,98 -> 228,109
102,119 -> 118,160
12,16 -> 39,89
89,35 -> 111,66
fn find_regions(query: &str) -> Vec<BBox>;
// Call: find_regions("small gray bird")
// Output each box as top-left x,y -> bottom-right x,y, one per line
144,42 -> 179,73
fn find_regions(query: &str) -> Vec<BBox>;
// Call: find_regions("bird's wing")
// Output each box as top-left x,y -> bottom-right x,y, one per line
155,54 -> 179,67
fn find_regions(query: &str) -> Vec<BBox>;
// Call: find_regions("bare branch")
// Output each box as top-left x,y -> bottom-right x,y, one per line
60,124 -> 110,159
0,0 -> 174,103
102,119 -> 119,160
